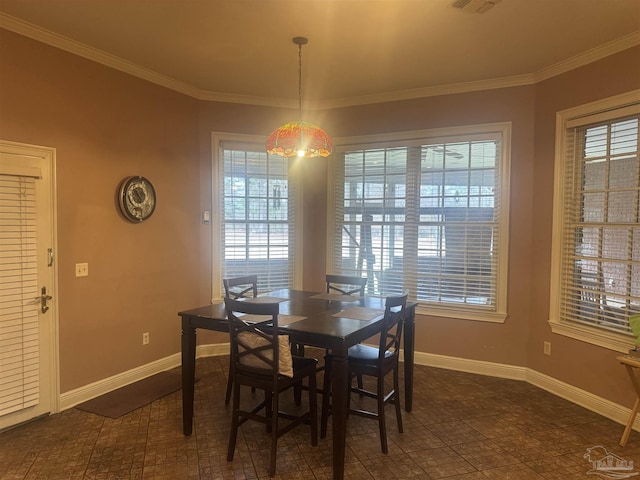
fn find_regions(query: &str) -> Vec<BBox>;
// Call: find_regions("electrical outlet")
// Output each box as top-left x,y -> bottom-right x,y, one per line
75,263 -> 89,277
544,341 -> 551,356
142,332 -> 149,345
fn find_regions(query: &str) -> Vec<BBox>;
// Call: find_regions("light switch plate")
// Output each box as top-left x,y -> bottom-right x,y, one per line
75,263 -> 89,277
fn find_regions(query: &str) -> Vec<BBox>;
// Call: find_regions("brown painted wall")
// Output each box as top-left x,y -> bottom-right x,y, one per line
0,30 -> 204,391
1,26 -> 639,410
528,46 -> 640,407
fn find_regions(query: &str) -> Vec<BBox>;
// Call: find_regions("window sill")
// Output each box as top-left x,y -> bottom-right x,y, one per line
416,304 -> 506,323
549,320 -> 635,353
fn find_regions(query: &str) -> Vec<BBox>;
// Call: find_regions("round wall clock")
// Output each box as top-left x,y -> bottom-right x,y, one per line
117,176 -> 156,222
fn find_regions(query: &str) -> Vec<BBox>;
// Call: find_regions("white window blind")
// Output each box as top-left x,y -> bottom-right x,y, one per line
0,173 -> 40,416
559,112 -> 640,334
220,141 -> 295,293
333,128 -> 506,318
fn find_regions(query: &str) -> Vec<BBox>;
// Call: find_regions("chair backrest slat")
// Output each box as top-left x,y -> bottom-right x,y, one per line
224,275 -> 258,299
378,292 -> 408,362
225,298 -> 280,380
326,274 -> 367,296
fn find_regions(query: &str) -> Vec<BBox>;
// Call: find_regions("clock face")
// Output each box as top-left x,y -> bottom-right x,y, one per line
118,176 -> 156,222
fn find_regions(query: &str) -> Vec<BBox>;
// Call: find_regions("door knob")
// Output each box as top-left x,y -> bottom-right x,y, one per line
39,286 -> 52,314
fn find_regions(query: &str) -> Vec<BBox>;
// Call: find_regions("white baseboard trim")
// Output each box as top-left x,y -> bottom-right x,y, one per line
59,353 -> 182,411
58,344 -> 639,433
58,344 -> 230,412
413,350 -> 639,431
196,342 -> 230,358
526,369 -> 640,431
412,351 -> 528,380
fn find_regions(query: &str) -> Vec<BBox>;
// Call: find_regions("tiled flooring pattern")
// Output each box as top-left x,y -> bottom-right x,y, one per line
1,354 -> 640,479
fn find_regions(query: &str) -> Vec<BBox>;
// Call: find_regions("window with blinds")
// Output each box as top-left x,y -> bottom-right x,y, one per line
0,174 -> 40,416
556,107 -> 640,336
219,141 -> 296,294
332,125 -> 509,320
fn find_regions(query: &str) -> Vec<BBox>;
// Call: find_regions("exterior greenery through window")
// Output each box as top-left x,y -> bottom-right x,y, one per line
551,94 -> 640,349
331,125 -> 510,321
219,141 -> 295,294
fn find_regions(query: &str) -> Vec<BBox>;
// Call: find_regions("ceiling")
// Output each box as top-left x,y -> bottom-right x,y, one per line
1,0 -> 639,109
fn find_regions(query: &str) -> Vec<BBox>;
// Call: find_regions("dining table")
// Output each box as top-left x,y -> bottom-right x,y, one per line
178,289 -> 416,480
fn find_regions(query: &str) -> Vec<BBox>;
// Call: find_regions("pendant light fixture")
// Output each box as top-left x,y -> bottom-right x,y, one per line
266,37 -> 333,158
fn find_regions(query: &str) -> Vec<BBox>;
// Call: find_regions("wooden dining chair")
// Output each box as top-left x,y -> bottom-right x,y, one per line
224,298 -> 318,477
321,292 -> 408,454
223,274 -> 259,404
326,274 -> 367,296
223,274 -> 258,300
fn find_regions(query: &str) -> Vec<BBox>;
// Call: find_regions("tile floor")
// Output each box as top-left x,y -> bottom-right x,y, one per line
1,354 -> 639,479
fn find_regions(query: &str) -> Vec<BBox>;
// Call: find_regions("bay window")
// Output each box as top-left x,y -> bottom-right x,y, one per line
212,134 -> 299,298
550,91 -> 640,351
329,124 -> 511,321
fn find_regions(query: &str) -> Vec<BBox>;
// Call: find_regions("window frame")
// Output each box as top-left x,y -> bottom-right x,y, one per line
211,132 -> 303,301
327,123 -> 511,322
549,90 -> 640,352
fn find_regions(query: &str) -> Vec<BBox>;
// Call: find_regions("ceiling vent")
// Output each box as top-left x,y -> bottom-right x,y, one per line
452,0 -> 501,13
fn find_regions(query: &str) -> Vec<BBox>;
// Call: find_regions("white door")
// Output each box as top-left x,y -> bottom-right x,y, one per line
0,141 -> 57,431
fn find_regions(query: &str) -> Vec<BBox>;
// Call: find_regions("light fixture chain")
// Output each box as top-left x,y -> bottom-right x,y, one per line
298,42 -> 302,115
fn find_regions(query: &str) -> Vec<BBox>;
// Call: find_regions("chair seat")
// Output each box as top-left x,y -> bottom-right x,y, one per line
348,344 -> 393,363
237,355 -> 317,391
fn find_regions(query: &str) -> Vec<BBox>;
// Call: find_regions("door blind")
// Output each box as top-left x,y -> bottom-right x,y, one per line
0,173 -> 40,416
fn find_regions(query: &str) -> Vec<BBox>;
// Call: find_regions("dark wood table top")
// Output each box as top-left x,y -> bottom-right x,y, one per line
178,289 -> 405,352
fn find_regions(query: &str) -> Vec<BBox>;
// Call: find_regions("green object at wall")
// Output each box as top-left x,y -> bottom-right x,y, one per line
630,313 -> 640,347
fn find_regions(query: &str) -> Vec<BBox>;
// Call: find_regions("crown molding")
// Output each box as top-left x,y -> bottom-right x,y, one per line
197,90 -> 298,108
2,12 -> 638,109
0,13 -> 201,98
533,30 -> 640,83
316,74 -> 536,109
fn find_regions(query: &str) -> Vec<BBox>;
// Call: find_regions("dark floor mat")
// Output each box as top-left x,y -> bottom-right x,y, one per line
74,371 -> 182,418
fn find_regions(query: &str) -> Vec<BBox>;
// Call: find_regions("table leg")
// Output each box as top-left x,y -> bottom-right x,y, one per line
621,398 -> 640,447
182,320 -> 197,436
330,348 -> 348,480
620,363 -> 640,447
403,304 -> 416,412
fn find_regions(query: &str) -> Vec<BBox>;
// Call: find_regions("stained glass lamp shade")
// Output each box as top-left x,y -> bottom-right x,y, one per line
266,121 -> 333,158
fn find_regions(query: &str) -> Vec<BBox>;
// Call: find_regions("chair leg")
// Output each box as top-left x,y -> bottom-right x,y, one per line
293,344 -> 304,406
225,369 -> 233,405
294,381 -> 302,406
265,390 -> 273,433
309,364 -> 318,446
377,376 -> 388,454
227,381 -> 241,461
393,367 -> 403,433
269,391 -> 279,477
357,374 -> 364,397
320,355 -> 332,438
